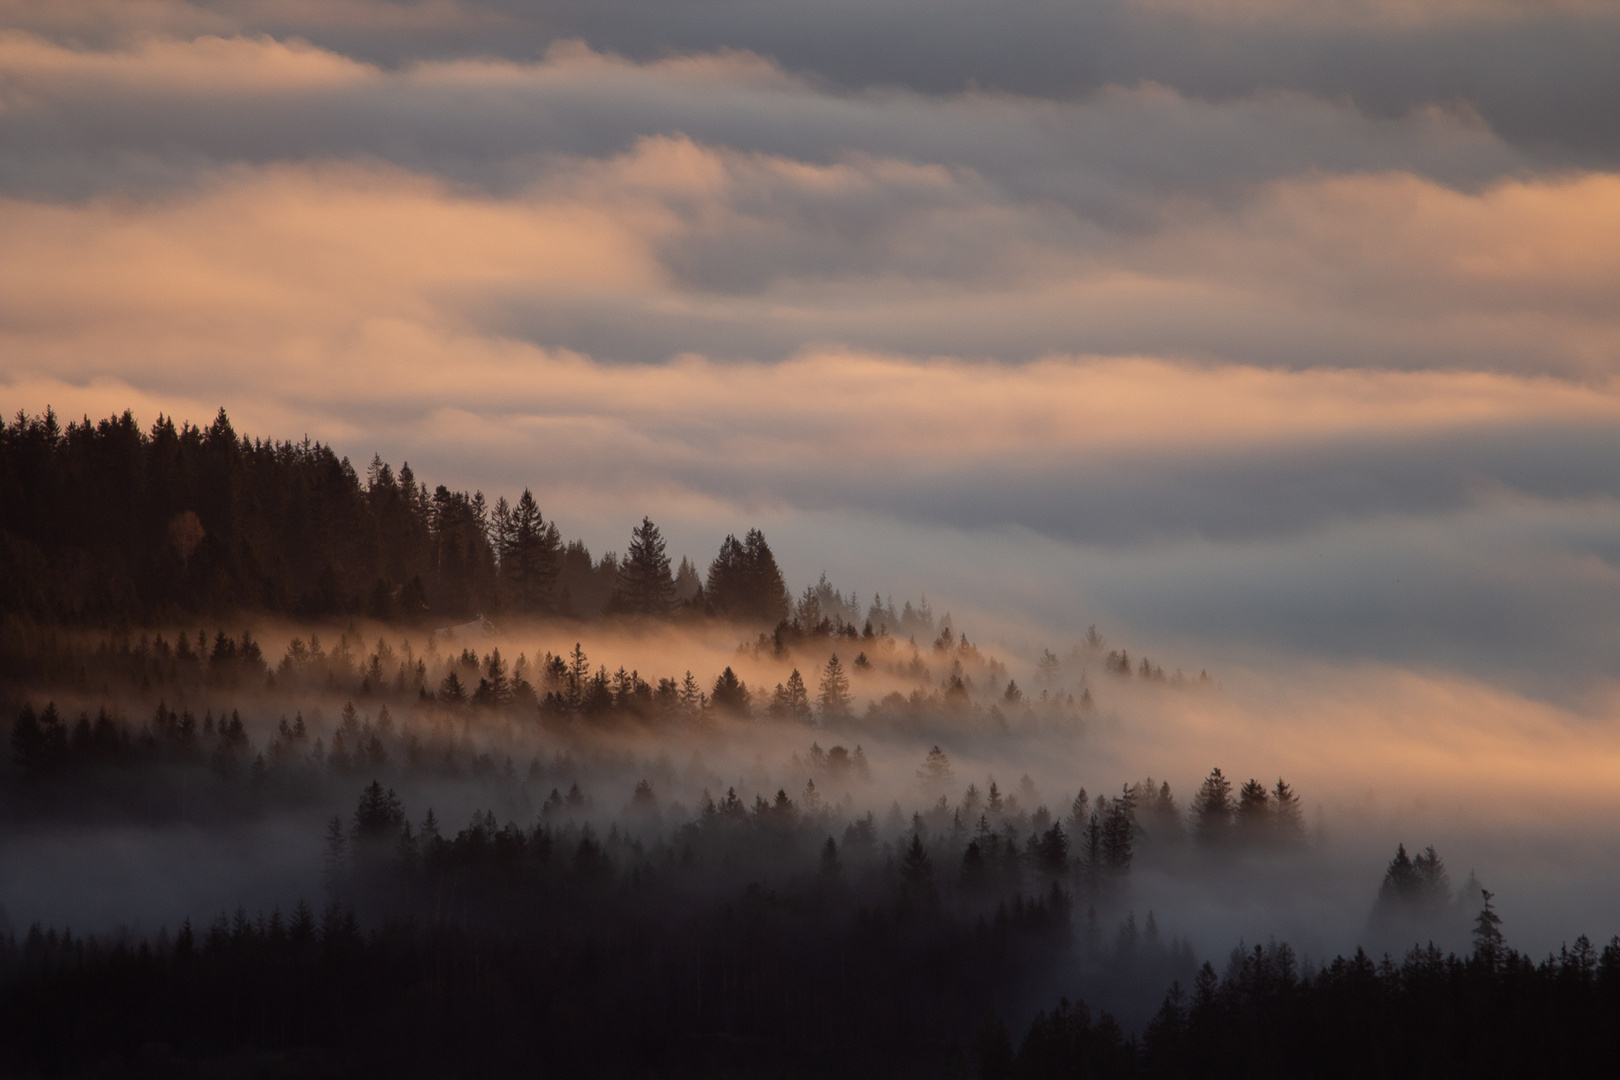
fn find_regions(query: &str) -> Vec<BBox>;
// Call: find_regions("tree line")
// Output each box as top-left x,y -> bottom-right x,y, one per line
0,407 -> 796,625
2,779 -> 1615,1078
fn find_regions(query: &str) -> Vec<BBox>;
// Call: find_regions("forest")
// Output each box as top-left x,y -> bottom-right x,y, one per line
3,408 -> 1617,1078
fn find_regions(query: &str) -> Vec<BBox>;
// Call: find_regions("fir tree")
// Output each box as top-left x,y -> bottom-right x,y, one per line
1192,767 -> 1234,846
818,654 -> 851,719
1473,888 -> 1504,969
607,517 -> 676,616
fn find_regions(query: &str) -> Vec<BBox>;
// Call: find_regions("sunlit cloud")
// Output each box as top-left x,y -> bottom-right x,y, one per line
3,18 -> 1619,695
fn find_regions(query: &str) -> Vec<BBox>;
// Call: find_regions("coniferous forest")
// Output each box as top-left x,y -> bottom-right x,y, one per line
2,409 -> 1617,1078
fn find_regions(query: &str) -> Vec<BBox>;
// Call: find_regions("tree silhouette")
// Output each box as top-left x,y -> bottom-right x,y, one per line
1236,779 -> 1271,842
502,488 -> 560,613
705,528 -> 789,622
1472,888 -> 1504,969
818,654 -> 851,719
1192,767 -> 1234,846
710,667 -> 751,717
607,516 -> 675,616
1272,778 -> 1304,843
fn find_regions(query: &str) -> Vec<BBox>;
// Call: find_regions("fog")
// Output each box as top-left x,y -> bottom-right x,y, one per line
8,610 -> 1619,1007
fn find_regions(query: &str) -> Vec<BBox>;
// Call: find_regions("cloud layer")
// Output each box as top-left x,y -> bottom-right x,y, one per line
2,8 -> 1619,695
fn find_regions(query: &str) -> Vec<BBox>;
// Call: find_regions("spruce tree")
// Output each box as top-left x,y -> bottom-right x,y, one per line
705,528 -> 789,622
710,667 -> 751,717
818,654 -> 851,719
1472,888 -> 1504,969
608,517 -> 676,616
1236,779 -> 1271,842
9,705 -> 43,774
1272,778 -> 1304,842
1192,767 -> 1234,846
504,488 -> 560,613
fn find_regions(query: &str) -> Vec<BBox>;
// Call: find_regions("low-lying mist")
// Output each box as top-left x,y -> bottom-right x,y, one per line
7,605 -> 1617,1012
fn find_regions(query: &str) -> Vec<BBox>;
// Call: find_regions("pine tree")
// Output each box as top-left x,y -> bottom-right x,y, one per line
1065,788 -> 1090,838
9,705 -> 44,774
1272,778 -> 1304,843
705,528 -> 789,622
1192,767 -> 1234,846
504,488 -> 560,613
480,648 -> 512,706
353,780 -> 404,841
438,670 -> 466,704
1102,787 -> 1135,872
710,667 -> 751,717
820,836 -> 841,878
1236,779 -> 1271,842
568,643 -> 590,709
679,670 -> 702,716
918,745 -> 953,787
322,815 -> 348,896
900,831 -> 934,888
607,517 -> 676,616
1472,888 -> 1504,969
783,669 -> 810,720
818,654 -> 851,719
1035,821 -> 1069,876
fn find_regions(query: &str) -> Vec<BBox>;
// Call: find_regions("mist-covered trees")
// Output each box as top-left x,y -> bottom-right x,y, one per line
1192,768 -> 1233,845
1378,843 -> 1451,911
818,653 -> 852,719
1189,769 -> 1305,850
710,667 -> 751,717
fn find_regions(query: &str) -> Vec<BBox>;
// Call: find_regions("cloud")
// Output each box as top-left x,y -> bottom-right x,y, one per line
3,21 -> 1620,695
0,0 -> 1592,166
0,33 -> 1524,206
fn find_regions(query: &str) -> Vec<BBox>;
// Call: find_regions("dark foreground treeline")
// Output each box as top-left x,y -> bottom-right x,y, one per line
980,933 -> 1620,1080
3,856 -> 1617,1080
0,776 -> 1185,1080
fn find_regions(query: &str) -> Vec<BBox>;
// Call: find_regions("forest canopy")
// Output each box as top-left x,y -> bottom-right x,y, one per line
0,408 -> 785,626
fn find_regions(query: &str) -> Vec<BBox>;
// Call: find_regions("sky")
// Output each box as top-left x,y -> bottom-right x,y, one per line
3,0 -> 1620,696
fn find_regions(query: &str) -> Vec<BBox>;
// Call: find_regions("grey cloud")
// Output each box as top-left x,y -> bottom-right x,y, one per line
603,419 -> 1620,549
0,37 -> 1524,210
14,0 -> 1612,165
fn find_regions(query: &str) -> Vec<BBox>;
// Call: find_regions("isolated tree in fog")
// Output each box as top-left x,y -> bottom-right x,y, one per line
918,745 -> 953,787
818,654 -> 851,719
608,517 -> 676,616
1192,767 -> 1234,846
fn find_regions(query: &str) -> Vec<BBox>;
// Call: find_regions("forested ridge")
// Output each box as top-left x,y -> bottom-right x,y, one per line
4,405 -> 1615,1079
0,407 -> 797,626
